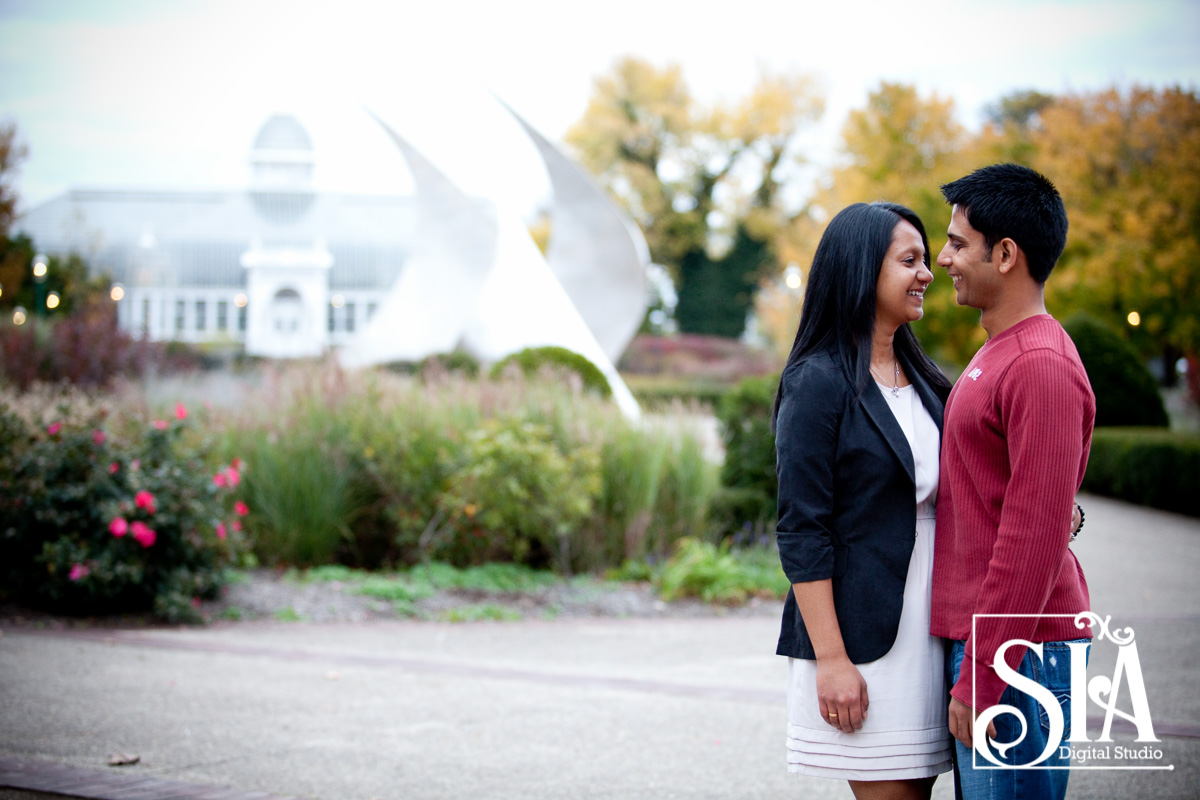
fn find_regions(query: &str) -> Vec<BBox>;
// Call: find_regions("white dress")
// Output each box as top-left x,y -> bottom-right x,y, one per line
786,382 -> 953,780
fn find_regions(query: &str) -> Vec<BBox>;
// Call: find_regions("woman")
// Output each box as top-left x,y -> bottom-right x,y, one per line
773,201 -> 952,799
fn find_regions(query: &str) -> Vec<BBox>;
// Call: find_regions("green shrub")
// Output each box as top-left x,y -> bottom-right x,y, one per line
0,398 -> 247,622
655,538 -> 789,603
346,389 -> 467,568
714,374 -> 779,535
489,346 -> 612,398
1082,428 -> 1200,516
438,418 -> 602,572
1063,313 -> 1168,427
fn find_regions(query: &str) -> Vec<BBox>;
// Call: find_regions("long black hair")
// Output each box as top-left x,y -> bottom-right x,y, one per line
771,201 -> 951,428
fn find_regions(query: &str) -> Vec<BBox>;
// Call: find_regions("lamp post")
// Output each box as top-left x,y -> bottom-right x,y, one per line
32,254 -> 48,320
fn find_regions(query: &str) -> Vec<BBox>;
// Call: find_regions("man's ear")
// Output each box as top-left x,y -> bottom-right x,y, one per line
995,238 -> 1020,275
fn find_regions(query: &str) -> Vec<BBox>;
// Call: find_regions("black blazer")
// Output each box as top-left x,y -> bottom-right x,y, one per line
774,347 -> 946,664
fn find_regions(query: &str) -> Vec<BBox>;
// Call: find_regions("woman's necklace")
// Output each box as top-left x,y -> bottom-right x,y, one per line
871,359 -> 900,397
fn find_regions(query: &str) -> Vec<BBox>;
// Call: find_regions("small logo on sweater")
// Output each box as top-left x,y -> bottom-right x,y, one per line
968,368 -> 983,380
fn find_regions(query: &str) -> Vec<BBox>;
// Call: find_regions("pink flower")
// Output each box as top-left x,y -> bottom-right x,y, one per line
225,467 -> 241,488
231,457 -> 243,471
47,422 -> 62,436
232,520 -> 243,532
93,430 -> 106,445
69,563 -> 90,582
130,459 -> 140,471
234,500 -> 249,516
175,403 -> 188,420
216,522 -> 227,540
134,490 -> 156,514
212,471 -> 227,488
109,462 -> 120,475
109,517 -> 129,537
191,597 -> 201,609
153,420 -> 168,430
130,521 -> 156,548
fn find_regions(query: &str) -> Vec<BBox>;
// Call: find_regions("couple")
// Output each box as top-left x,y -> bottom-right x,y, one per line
773,164 -> 1095,800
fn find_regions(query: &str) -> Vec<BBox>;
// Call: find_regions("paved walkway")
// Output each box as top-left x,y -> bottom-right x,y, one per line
2,493 -> 1198,799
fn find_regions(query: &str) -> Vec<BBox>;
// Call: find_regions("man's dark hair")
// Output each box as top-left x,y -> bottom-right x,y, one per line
940,163 -> 1068,283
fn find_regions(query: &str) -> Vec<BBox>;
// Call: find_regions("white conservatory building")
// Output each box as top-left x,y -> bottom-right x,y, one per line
18,115 -> 430,359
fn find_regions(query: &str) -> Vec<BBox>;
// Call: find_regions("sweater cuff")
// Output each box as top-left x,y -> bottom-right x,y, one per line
951,652 -> 1011,711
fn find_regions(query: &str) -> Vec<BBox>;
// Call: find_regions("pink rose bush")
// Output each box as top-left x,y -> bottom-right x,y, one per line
0,403 -> 250,623
130,521 -> 157,548
134,490 -> 156,514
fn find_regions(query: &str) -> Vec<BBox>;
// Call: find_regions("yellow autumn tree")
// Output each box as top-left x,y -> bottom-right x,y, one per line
1031,86 -> 1200,376
567,57 -> 824,338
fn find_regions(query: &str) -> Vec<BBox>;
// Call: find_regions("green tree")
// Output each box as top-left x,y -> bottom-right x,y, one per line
1,234 -> 106,318
566,57 -> 824,337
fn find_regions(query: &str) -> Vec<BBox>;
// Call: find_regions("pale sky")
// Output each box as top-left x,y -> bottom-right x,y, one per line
2,0 -> 1198,219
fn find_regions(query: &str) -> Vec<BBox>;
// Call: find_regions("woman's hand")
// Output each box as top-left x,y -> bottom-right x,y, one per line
816,655 -> 869,733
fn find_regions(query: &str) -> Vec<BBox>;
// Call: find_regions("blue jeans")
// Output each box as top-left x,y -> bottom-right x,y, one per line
947,638 -> 1090,800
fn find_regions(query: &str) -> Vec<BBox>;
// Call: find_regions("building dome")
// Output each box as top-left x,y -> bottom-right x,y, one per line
252,114 -> 313,152
249,113 -> 315,198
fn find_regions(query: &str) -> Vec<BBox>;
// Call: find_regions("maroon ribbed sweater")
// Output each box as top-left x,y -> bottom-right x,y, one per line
931,314 -> 1095,710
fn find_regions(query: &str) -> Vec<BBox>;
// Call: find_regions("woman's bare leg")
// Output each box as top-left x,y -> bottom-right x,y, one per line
847,776 -> 936,800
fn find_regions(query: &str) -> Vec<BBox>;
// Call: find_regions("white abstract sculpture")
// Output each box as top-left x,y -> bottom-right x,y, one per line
344,110 -> 643,419
500,101 -> 649,364
339,114 -> 497,365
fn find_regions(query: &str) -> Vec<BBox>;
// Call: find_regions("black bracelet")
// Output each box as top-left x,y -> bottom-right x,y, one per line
1071,503 -> 1085,542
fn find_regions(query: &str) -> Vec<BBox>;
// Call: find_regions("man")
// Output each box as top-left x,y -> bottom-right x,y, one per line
930,163 -> 1096,799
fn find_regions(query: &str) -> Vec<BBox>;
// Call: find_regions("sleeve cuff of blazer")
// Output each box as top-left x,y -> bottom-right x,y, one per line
777,530 -> 836,583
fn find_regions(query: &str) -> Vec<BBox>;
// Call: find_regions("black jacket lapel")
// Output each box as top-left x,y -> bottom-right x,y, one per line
860,384 -> 916,484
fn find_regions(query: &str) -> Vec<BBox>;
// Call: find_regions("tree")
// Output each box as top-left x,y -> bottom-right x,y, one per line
566,57 -> 824,338
1031,86 -> 1200,382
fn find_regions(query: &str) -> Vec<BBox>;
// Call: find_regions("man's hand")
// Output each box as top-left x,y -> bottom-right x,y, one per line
948,696 -> 997,749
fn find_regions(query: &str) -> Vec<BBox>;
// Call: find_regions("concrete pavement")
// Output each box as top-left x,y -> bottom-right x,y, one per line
1,492 -> 1198,799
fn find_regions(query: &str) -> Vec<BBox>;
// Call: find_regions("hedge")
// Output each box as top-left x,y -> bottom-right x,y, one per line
1082,428 -> 1200,517
489,346 -> 611,398
713,373 -> 780,537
